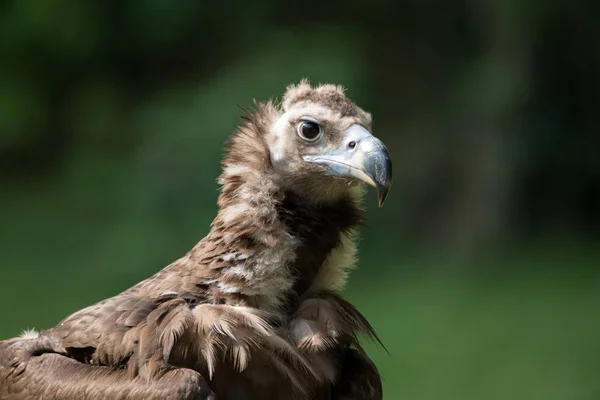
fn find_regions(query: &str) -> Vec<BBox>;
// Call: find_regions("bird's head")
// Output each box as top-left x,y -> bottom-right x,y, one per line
221,80 -> 392,208
265,80 -> 392,207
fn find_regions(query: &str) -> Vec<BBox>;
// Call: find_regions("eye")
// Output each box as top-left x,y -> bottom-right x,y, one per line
297,120 -> 322,142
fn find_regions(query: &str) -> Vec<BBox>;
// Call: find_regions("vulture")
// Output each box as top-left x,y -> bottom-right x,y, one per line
0,80 -> 392,400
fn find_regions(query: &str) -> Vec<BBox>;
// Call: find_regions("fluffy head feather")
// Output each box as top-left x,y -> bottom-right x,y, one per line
282,79 -> 371,122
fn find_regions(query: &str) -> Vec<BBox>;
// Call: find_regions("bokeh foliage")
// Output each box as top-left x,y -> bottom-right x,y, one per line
1,1 -> 599,399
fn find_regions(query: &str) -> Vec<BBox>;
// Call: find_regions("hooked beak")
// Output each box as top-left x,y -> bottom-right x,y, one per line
303,125 -> 393,207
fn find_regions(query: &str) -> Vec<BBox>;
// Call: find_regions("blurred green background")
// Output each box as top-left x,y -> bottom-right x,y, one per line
1,1 -> 599,399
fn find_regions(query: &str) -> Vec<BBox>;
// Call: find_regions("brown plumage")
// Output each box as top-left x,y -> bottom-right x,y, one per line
0,80 -> 392,400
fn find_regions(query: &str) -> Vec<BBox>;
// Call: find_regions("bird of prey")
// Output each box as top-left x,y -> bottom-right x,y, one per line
0,80 -> 392,400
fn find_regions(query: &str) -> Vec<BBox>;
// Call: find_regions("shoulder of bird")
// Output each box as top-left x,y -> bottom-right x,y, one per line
1,80 -> 391,400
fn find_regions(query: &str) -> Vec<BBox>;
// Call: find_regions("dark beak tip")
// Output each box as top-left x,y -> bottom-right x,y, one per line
377,185 -> 391,208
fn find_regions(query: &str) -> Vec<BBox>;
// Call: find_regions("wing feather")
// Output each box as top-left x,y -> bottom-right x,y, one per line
0,336 -> 214,400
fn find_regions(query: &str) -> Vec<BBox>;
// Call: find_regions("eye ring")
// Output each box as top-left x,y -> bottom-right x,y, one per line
296,118 -> 322,142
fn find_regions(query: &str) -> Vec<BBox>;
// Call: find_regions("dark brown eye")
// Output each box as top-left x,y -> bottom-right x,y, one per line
297,121 -> 322,142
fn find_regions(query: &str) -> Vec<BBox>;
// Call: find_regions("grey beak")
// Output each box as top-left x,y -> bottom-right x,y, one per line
303,125 -> 393,207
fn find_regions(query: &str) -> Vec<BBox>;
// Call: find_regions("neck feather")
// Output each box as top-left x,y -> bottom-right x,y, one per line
193,104 -> 364,312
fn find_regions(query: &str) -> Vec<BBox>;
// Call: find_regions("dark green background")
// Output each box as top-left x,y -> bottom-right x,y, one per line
1,1 -> 599,399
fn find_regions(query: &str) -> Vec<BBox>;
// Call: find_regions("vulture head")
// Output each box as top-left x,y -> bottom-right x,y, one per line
269,81 -> 392,206
221,80 -> 392,209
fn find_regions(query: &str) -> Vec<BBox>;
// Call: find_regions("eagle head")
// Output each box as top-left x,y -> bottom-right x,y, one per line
266,80 -> 392,207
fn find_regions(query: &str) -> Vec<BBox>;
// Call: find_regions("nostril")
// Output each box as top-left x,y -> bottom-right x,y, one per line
348,141 -> 357,150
